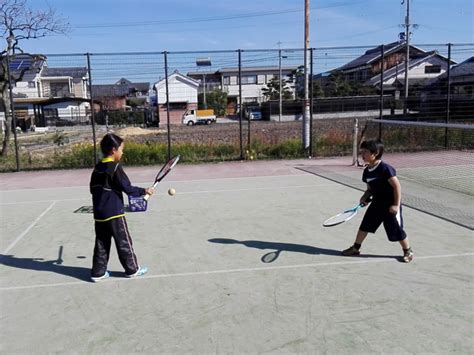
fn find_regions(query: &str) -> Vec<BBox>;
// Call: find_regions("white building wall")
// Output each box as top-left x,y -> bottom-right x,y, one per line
13,81 -> 40,98
384,57 -> 449,84
155,76 -> 198,104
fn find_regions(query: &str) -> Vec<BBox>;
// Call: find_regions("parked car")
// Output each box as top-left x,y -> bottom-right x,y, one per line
245,107 -> 262,120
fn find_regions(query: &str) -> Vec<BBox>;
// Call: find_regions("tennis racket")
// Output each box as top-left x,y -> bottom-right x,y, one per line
323,203 -> 366,227
144,155 -> 180,201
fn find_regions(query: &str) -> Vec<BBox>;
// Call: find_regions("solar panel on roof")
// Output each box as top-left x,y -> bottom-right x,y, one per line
9,57 -> 34,71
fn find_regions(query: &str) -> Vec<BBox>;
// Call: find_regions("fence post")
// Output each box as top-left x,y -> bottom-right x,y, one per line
379,44 -> 385,140
309,47 -> 314,158
445,43 -> 452,148
352,118 -> 359,166
86,52 -> 97,164
164,51 -> 171,161
238,49 -> 243,159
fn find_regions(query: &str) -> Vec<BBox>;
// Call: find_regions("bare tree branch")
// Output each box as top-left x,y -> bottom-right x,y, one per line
0,0 -> 70,156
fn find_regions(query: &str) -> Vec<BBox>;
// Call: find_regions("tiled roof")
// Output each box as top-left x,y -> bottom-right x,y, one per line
444,56 -> 474,78
91,84 -> 130,97
219,66 -> 297,73
336,42 -> 403,71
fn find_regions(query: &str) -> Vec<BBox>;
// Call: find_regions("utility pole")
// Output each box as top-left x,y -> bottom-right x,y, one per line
303,0 -> 310,151
279,49 -> 282,122
403,0 -> 411,115
278,47 -> 288,122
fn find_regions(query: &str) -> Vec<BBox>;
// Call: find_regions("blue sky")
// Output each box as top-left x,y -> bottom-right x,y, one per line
24,0 -> 473,54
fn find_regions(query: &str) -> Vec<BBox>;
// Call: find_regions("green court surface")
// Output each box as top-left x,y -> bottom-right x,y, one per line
1,159 -> 472,354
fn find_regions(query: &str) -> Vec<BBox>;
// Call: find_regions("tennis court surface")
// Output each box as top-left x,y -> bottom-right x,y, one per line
1,157 -> 472,353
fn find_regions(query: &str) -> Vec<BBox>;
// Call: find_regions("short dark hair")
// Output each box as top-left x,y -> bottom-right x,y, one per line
100,133 -> 123,156
360,139 -> 384,159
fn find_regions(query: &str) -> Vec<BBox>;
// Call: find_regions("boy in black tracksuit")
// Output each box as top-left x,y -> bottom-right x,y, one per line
90,133 -> 154,282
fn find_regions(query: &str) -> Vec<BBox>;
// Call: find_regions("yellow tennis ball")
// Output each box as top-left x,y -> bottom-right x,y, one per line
250,155 -> 254,160
168,188 -> 176,196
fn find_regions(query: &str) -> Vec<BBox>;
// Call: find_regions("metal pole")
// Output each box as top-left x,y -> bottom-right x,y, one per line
86,53 -> 97,164
309,47 -> 314,158
279,49 -> 282,122
445,43 -> 452,148
164,51 -> 171,161
379,44 -> 385,140
403,0 -> 410,116
352,118 -> 359,166
303,0 -> 309,150
5,37 -> 20,171
303,0 -> 311,151
203,73 -> 207,109
238,50 -> 243,159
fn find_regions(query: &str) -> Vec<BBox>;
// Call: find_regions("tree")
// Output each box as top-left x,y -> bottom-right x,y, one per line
261,77 -> 293,101
0,0 -> 69,156
287,65 -> 305,99
202,89 -> 228,117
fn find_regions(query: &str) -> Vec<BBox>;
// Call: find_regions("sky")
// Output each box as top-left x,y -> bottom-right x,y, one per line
5,0 -> 472,84
20,0 -> 473,54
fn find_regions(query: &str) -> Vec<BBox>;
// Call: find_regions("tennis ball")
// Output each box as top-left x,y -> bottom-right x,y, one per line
168,188 -> 176,196
250,155 -> 254,160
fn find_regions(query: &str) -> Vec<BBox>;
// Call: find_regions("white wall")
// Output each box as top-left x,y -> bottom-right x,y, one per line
384,56 -> 449,85
155,75 -> 198,104
13,81 -> 39,98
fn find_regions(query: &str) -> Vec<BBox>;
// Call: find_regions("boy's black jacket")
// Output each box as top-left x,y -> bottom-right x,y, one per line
90,160 -> 145,221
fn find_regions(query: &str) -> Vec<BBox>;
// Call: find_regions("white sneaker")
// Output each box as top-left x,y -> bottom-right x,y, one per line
125,266 -> 148,278
91,271 -> 110,282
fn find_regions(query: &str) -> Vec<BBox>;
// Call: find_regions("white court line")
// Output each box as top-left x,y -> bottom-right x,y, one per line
1,198 -> 88,206
172,184 -> 335,195
1,252 -> 472,292
0,183 -> 336,205
399,174 -> 474,181
0,173 -> 311,193
2,201 -> 57,255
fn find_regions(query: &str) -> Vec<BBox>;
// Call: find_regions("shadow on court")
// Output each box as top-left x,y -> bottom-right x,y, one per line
208,238 -> 399,262
0,254 -> 92,282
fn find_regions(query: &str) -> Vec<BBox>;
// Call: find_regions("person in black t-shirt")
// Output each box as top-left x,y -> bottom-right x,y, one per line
342,140 -> 414,263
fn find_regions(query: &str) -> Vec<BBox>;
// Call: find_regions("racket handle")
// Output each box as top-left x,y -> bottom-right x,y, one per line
143,194 -> 151,201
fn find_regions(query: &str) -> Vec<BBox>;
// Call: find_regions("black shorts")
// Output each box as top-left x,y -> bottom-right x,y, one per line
359,202 -> 407,242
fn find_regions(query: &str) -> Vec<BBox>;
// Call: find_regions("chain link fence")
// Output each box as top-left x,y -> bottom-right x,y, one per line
1,43 -> 473,171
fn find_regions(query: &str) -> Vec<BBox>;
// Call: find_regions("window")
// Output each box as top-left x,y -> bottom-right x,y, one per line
223,76 -> 230,85
425,65 -> 441,74
239,75 -> 257,85
28,81 -> 36,88
43,108 -> 58,118
50,82 -> 70,97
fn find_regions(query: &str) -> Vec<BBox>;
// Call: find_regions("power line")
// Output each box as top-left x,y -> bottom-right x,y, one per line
74,1 -> 368,29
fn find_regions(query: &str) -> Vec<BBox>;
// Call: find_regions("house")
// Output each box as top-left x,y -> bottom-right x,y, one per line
426,56 -> 474,97
365,50 -> 456,93
1,53 -> 44,130
1,54 -> 91,129
33,66 -> 90,126
420,56 -> 474,118
92,78 -> 150,111
325,41 -> 454,94
188,66 -> 297,115
153,71 -> 200,124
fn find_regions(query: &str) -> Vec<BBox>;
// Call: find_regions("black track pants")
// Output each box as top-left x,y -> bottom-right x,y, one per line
91,216 -> 139,277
